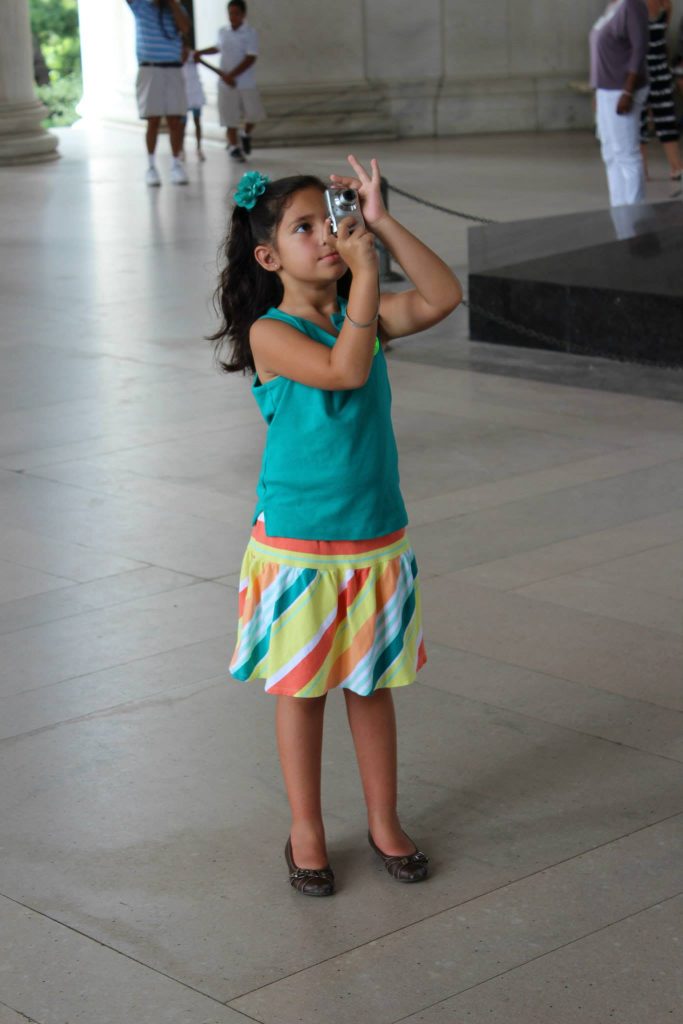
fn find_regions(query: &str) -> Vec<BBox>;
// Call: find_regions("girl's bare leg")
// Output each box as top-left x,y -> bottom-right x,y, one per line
343,688 -> 415,856
276,694 -> 329,868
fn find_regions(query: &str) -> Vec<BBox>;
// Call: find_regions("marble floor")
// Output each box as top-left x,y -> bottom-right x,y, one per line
0,123 -> 682,1024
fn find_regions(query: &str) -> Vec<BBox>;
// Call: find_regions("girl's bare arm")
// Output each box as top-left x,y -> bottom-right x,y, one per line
330,156 -> 462,342
373,215 -> 462,341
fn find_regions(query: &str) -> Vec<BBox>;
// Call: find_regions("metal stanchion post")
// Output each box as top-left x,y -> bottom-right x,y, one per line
377,177 -> 404,283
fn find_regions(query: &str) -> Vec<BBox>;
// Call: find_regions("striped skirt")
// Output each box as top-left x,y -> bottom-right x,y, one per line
229,518 -> 427,697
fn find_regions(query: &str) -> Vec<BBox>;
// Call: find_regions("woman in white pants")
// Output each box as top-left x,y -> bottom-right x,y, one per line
590,0 -> 650,206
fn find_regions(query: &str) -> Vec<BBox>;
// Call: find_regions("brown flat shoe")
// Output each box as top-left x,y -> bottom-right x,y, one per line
368,830 -> 429,883
285,837 -> 335,897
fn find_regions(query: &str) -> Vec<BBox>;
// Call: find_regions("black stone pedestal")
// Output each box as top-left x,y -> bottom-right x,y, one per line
468,201 -> 683,366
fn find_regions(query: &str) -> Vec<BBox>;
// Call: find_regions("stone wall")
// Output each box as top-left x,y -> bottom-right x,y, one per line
79,0 -> 605,141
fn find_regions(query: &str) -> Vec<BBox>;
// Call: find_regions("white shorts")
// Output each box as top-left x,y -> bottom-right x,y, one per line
217,84 -> 266,128
136,66 -> 187,118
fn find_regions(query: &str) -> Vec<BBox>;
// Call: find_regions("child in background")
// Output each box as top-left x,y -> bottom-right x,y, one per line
210,156 -> 462,897
194,0 -> 265,163
181,46 -> 207,161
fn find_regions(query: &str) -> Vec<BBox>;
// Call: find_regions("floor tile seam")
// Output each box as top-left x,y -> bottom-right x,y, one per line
61,347 -> 212,376
417,639 -> 683,718
416,511 -> 683,581
0,627 -> 229,707
1,416 -> 247,473
508,534 -> 683,589
406,445 -> 678,526
0,556 -> 80,590
0,574 -> 209,640
417,636 -> 683,723
17,466 -> 252,527
412,677 -> 683,765
387,888 -> 683,1024
394,355 -> 683,416
0,673 -> 227,746
438,344 -> 683,410
395,381 -> 655,449
0,392 -> 241,447
0,1001 -> 42,1024
416,507 -> 683,579
474,548 -> 683,597
226,811 -> 683,1006
0,572 -> 235,639
393,349 -> 683,408
509,578 -> 683,632
0,892 -> 248,1016
425,565 -> 683,646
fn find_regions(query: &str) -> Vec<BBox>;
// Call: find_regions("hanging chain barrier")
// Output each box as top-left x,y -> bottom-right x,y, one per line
380,178 -> 681,369
460,298 -> 573,355
378,178 -> 574,351
385,182 -> 496,225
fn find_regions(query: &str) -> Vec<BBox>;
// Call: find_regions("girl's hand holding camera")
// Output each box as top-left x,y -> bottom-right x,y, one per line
330,155 -> 387,227
326,216 -> 378,276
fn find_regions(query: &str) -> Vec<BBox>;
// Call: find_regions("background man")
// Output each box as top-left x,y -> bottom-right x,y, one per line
126,0 -> 191,186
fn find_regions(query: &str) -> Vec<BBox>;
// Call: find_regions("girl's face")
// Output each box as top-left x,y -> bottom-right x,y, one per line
270,186 -> 347,284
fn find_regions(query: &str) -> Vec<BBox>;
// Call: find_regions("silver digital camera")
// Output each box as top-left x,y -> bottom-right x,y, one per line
324,187 -> 365,235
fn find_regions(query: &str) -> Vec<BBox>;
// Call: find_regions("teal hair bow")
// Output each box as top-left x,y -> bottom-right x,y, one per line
233,170 -> 270,210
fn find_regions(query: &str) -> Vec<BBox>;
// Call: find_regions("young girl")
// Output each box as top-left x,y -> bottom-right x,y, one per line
212,156 -> 462,897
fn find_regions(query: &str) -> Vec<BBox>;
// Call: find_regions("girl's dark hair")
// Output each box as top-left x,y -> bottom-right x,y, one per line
229,0 -> 247,10
210,175 -> 351,374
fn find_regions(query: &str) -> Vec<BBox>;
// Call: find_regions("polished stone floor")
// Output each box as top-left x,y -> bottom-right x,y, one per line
0,124 -> 682,1024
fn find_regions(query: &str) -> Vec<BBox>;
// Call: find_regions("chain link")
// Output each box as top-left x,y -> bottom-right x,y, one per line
386,183 -> 495,224
461,299 -> 571,353
462,299 -> 682,369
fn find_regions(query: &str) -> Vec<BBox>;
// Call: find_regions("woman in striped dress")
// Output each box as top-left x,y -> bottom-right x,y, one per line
211,161 -> 462,895
640,0 -> 682,180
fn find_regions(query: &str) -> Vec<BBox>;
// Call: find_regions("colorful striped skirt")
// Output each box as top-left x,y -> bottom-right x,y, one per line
229,518 -> 427,697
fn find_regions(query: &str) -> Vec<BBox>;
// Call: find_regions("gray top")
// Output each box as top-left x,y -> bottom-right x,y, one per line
589,0 -> 649,90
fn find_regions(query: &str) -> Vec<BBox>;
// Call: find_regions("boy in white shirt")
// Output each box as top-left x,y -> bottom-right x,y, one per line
194,0 -> 265,162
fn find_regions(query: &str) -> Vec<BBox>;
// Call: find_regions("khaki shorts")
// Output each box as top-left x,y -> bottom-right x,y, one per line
217,84 -> 266,127
136,66 -> 187,118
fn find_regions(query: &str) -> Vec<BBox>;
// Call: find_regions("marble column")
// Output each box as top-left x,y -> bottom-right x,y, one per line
0,0 -> 58,164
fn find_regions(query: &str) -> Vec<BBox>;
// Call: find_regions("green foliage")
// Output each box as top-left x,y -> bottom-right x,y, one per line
36,75 -> 83,128
30,0 -> 82,125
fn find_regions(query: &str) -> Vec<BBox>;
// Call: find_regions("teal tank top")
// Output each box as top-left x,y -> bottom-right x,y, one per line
251,298 -> 408,540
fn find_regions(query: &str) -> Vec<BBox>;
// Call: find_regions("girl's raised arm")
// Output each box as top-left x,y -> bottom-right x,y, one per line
330,157 -> 463,342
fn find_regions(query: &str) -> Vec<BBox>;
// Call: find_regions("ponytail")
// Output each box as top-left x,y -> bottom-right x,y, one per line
210,205 -> 282,373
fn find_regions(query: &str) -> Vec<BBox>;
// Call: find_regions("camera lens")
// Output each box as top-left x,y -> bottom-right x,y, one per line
340,189 -> 356,205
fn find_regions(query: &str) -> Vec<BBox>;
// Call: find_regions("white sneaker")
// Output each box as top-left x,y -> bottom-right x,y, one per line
170,162 -> 189,185
197,148 -> 206,162
145,166 -> 161,187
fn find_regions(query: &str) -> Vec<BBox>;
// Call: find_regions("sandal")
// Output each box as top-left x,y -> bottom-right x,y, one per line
368,830 -> 429,883
285,837 -> 335,897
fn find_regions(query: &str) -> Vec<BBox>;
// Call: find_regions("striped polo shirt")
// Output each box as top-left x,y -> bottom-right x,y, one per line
127,0 -> 186,64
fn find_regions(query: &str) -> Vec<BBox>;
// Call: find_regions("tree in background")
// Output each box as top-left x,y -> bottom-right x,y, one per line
30,0 -> 82,127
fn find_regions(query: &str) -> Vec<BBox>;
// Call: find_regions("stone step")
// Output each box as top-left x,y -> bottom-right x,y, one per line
257,113 -> 398,147
254,82 -> 399,146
